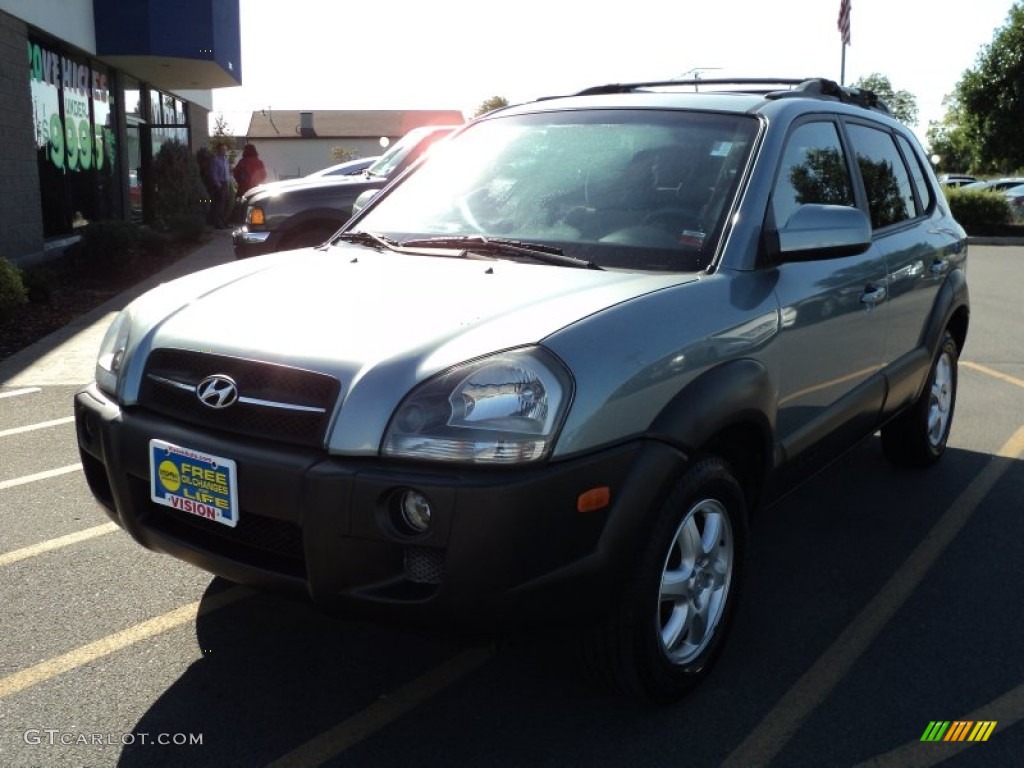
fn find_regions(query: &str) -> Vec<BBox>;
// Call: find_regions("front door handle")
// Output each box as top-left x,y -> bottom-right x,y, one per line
860,284 -> 887,308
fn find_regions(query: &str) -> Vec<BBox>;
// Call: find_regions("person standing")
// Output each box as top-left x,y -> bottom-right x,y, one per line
210,143 -> 232,228
233,144 -> 267,197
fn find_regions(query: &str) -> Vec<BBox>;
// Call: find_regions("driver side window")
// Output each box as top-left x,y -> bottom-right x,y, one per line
772,121 -> 855,228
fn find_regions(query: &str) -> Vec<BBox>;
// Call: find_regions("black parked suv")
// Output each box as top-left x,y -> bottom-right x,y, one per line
231,124 -> 458,258
76,78 -> 968,703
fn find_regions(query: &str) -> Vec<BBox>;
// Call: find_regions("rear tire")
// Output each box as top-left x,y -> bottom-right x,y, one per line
881,330 -> 958,468
581,457 -> 747,705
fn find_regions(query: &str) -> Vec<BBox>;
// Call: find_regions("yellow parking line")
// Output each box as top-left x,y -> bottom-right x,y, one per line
0,416 -> 76,438
722,424 -> 1024,768
0,522 -> 119,568
266,647 -> 493,767
0,586 -> 251,700
962,361 -> 1024,390
0,463 -> 82,491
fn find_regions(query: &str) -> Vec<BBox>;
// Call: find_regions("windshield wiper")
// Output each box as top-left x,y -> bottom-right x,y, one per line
399,236 -> 603,270
331,231 -> 400,250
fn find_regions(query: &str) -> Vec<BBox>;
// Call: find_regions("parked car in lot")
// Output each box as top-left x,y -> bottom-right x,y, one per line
937,173 -> 976,188
231,125 -> 457,257
76,77 -> 968,704
237,155 -> 382,207
960,176 -> 1024,192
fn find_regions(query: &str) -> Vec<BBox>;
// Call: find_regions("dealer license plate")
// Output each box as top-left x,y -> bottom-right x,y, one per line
149,439 -> 239,528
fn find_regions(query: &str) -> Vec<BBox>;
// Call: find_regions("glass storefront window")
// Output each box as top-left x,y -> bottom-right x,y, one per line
27,35 -> 119,236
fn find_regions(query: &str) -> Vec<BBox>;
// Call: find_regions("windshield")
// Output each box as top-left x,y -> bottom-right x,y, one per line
354,109 -> 758,272
365,126 -> 454,178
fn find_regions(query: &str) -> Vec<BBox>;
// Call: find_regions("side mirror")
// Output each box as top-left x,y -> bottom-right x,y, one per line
767,204 -> 871,262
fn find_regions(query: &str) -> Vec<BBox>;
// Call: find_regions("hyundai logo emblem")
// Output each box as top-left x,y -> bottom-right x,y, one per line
196,375 -> 239,409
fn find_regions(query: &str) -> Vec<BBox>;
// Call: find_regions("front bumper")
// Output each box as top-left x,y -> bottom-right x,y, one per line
231,226 -> 276,259
74,384 -> 686,629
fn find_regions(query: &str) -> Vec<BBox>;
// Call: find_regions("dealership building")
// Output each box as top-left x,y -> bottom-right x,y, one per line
0,0 -> 241,264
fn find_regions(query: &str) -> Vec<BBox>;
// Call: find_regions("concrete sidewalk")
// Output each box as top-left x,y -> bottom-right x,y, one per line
0,230 -> 235,388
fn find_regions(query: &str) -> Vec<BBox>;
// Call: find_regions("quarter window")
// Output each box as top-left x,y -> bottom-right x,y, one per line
845,123 -> 916,229
771,121 -> 855,228
897,134 -> 933,214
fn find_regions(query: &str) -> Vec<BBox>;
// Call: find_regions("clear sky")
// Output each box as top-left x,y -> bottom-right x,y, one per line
211,0 -> 1020,149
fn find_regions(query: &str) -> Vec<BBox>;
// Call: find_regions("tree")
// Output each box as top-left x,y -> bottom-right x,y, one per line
955,2 -> 1024,172
210,113 -> 235,152
926,94 -> 974,173
474,96 -> 509,118
851,73 -> 918,126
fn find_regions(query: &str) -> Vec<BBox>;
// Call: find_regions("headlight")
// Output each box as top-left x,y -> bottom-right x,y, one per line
382,348 -> 573,464
95,309 -> 132,397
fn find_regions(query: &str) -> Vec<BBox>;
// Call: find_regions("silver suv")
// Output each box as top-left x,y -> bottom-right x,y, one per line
75,78 -> 969,704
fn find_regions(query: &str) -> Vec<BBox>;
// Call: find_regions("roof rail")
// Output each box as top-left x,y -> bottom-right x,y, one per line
561,77 -> 892,115
763,78 -> 891,115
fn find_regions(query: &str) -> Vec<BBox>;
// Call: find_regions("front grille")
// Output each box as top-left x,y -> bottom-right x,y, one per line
139,349 -> 341,447
145,497 -> 306,578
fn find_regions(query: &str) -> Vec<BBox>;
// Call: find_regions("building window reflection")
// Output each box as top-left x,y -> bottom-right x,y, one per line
27,34 -> 118,237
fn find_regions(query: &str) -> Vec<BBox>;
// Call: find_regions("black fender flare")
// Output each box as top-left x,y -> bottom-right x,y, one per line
647,357 -> 777,468
921,267 -> 969,356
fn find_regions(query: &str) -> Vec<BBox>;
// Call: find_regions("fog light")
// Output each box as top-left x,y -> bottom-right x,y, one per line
399,490 -> 433,534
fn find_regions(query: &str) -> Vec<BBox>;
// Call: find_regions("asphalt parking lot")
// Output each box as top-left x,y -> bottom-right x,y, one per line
1,241 -> 1021,767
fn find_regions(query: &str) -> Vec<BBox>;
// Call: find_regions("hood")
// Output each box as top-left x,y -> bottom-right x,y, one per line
120,243 -> 696,451
246,173 -> 381,203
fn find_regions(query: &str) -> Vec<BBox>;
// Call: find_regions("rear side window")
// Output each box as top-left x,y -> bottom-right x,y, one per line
845,123 -> 916,229
896,133 -> 933,213
771,121 -> 855,228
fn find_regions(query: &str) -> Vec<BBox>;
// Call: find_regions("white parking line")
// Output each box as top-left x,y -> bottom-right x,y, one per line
0,416 -> 75,438
0,464 -> 82,491
0,522 -> 119,568
0,387 -> 41,399
265,646 -> 493,767
722,424 -> 1024,768
0,586 -> 251,700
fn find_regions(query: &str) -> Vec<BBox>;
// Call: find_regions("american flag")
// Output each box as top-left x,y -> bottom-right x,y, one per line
838,0 -> 851,46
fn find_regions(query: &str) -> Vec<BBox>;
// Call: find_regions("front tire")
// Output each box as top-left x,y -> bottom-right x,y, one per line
881,330 -> 958,467
581,457 -> 747,704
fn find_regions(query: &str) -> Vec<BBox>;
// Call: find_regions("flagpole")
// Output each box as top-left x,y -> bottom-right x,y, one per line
841,44 -> 846,86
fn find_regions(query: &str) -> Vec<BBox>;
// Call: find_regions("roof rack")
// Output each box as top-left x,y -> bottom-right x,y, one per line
564,77 -> 891,115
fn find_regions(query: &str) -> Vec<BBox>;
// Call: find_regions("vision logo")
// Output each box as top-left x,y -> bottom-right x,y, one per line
920,721 -> 997,742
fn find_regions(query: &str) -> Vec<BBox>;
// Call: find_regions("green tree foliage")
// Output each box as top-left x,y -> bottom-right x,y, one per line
926,94 -> 974,173
955,2 -> 1024,172
210,113 -> 234,152
851,73 -> 918,126
474,96 -> 509,118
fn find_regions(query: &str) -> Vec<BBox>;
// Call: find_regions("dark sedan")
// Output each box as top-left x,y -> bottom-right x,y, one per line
232,126 -> 457,258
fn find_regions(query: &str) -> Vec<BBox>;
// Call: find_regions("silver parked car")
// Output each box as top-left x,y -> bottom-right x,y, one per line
75,77 -> 968,704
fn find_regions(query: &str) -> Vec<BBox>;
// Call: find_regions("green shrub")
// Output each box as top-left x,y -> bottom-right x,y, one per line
21,263 -> 60,303
0,258 -> 29,314
72,220 -> 141,276
151,140 -> 208,235
943,187 -> 1013,227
